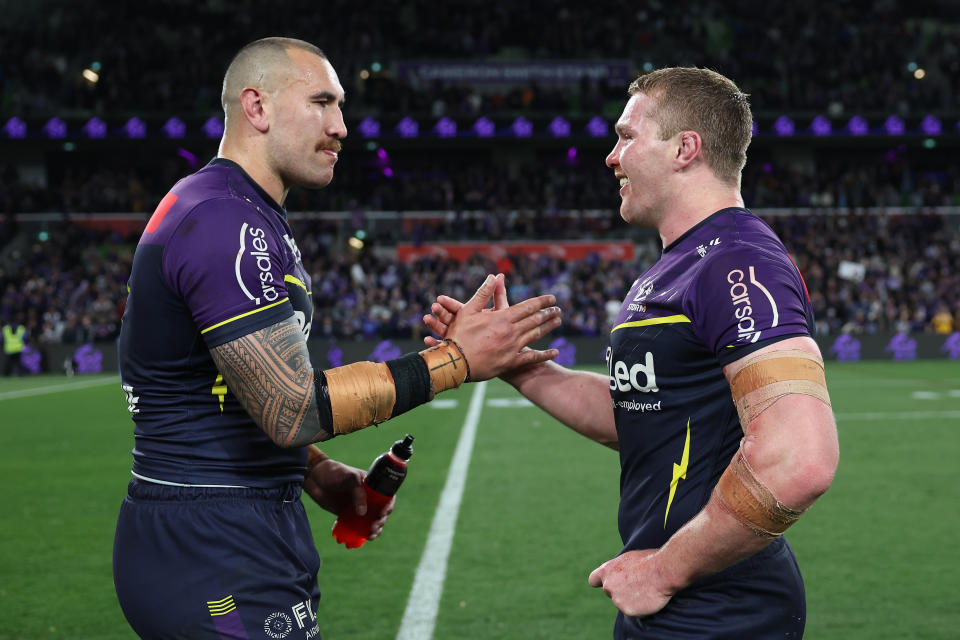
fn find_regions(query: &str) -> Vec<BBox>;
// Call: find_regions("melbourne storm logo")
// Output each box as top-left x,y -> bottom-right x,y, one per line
236,223 -> 281,305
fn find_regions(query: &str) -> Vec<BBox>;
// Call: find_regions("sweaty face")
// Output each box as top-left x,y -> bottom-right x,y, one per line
605,93 -> 674,228
268,51 -> 347,191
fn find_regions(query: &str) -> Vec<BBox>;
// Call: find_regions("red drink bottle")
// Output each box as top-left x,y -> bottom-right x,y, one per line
332,434 -> 414,549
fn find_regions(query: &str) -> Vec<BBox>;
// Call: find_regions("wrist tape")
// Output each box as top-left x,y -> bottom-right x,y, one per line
316,340 -> 470,436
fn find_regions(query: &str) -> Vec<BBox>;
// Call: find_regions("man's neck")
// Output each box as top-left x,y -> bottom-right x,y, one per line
657,181 -> 743,248
217,140 -> 288,205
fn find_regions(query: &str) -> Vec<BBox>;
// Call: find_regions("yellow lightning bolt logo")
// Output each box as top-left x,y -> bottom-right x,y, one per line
664,418 -> 691,528
212,374 -> 227,413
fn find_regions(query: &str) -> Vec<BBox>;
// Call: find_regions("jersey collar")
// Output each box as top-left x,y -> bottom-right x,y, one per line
661,207 -> 748,255
209,157 -> 287,219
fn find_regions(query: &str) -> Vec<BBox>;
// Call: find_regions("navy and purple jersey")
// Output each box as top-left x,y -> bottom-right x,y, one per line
607,207 -> 813,553
118,158 -> 313,487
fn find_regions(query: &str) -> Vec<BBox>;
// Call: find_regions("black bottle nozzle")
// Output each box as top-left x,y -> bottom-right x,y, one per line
392,434 -> 415,460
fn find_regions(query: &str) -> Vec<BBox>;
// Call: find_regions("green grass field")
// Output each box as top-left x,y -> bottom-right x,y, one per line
1,361 -> 958,639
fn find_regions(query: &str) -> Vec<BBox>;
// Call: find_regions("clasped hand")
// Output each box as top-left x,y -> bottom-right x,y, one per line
423,273 -> 562,379
303,458 -> 393,540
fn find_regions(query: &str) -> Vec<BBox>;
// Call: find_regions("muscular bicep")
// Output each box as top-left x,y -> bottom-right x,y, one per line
209,315 -> 332,447
723,336 -> 838,508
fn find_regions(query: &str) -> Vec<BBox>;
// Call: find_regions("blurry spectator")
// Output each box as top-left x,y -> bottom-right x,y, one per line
930,304 -> 953,334
2,313 -> 27,376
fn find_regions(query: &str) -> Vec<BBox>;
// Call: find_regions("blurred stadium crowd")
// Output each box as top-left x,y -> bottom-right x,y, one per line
3,0 -> 958,116
1,0 -> 959,361
2,148 -> 959,216
1,211 -> 957,350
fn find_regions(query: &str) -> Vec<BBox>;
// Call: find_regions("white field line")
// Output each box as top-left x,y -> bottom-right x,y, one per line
396,381 -> 487,640
828,379 -> 945,387
0,376 -> 118,401
835,410 -> 960,421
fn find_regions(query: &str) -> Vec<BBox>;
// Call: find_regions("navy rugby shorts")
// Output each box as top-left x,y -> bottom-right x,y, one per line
113,479 -> 322,639
614,537 -> 806,639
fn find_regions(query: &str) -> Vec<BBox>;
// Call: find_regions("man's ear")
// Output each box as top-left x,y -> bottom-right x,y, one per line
674,130 -> 702,170
239,87 -> 270,133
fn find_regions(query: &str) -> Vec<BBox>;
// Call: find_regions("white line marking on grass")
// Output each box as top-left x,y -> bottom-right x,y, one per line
912,391 -> 942,400
396,381 -> 486,640
430,399 -> 459,409
486,397 -> 533,408
0,376 -> 118,401
948,390 -> 960,398
836,410 -> 960,421
828,379 -> 938,387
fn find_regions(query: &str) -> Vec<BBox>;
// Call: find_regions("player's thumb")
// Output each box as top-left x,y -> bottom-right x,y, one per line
588,564 -> 606,588
463,274 -> 495,311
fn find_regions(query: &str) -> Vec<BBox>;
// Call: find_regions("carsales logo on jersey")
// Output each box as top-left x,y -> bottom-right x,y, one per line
726,266 -> 779,344
236,223 -> 280,305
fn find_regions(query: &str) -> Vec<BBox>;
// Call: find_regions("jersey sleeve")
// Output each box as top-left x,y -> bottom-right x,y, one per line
162,199 -> 294,347
684,243 -> 811,366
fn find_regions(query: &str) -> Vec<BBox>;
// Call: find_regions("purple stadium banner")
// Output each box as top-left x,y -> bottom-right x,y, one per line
396,60 -> 631,84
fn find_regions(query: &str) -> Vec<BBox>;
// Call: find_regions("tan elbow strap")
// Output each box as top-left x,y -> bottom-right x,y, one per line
730,349 -> 831,430
714,449 -> 804,538
321,340 -> 469,436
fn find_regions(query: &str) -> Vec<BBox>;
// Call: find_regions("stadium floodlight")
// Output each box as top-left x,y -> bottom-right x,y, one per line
511,117 -> 533,137
810,116 -> 831,136
773,116 -> 795,136
202,117 -> 224,138
3,117 -> 27,139
847,116 -> 869,136
883,115 -> 905,136
358,117 -> 381,138
376,148 -> 388,160
920,115 -> 941,136
82,117 -> 107,139
396,117 -> 419,138
123,117 -> 147,139
434,117 -> 457,138
163,118 -> 186,139
549,116 -> 571,137
382,167 -> 394,178
473,117 -> 495,137
43,117 -> 67,139
586,116 -> 608,137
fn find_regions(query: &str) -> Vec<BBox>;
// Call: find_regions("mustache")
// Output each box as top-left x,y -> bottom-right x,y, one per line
321,140 -> 343,153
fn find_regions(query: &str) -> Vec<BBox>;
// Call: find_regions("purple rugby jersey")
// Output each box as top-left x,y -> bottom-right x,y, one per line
118,158 -> 313,487
606,207 -> 814,553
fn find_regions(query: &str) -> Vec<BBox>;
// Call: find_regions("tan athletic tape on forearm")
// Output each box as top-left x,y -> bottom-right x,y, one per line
714,449 -> 804,538
325,361 -> 397,435
730,349 -> 831,429
419,339 -> 470,394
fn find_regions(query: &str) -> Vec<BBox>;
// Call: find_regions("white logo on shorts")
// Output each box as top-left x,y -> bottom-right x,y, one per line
264,611 -> 293,639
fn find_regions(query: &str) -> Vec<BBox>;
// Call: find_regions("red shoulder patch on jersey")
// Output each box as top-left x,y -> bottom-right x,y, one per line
787,253 -> 811,302
145,192 -> 179,234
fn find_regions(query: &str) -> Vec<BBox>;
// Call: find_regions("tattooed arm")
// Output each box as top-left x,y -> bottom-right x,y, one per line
209,275 -> 562,448
210,315 -> 333,447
